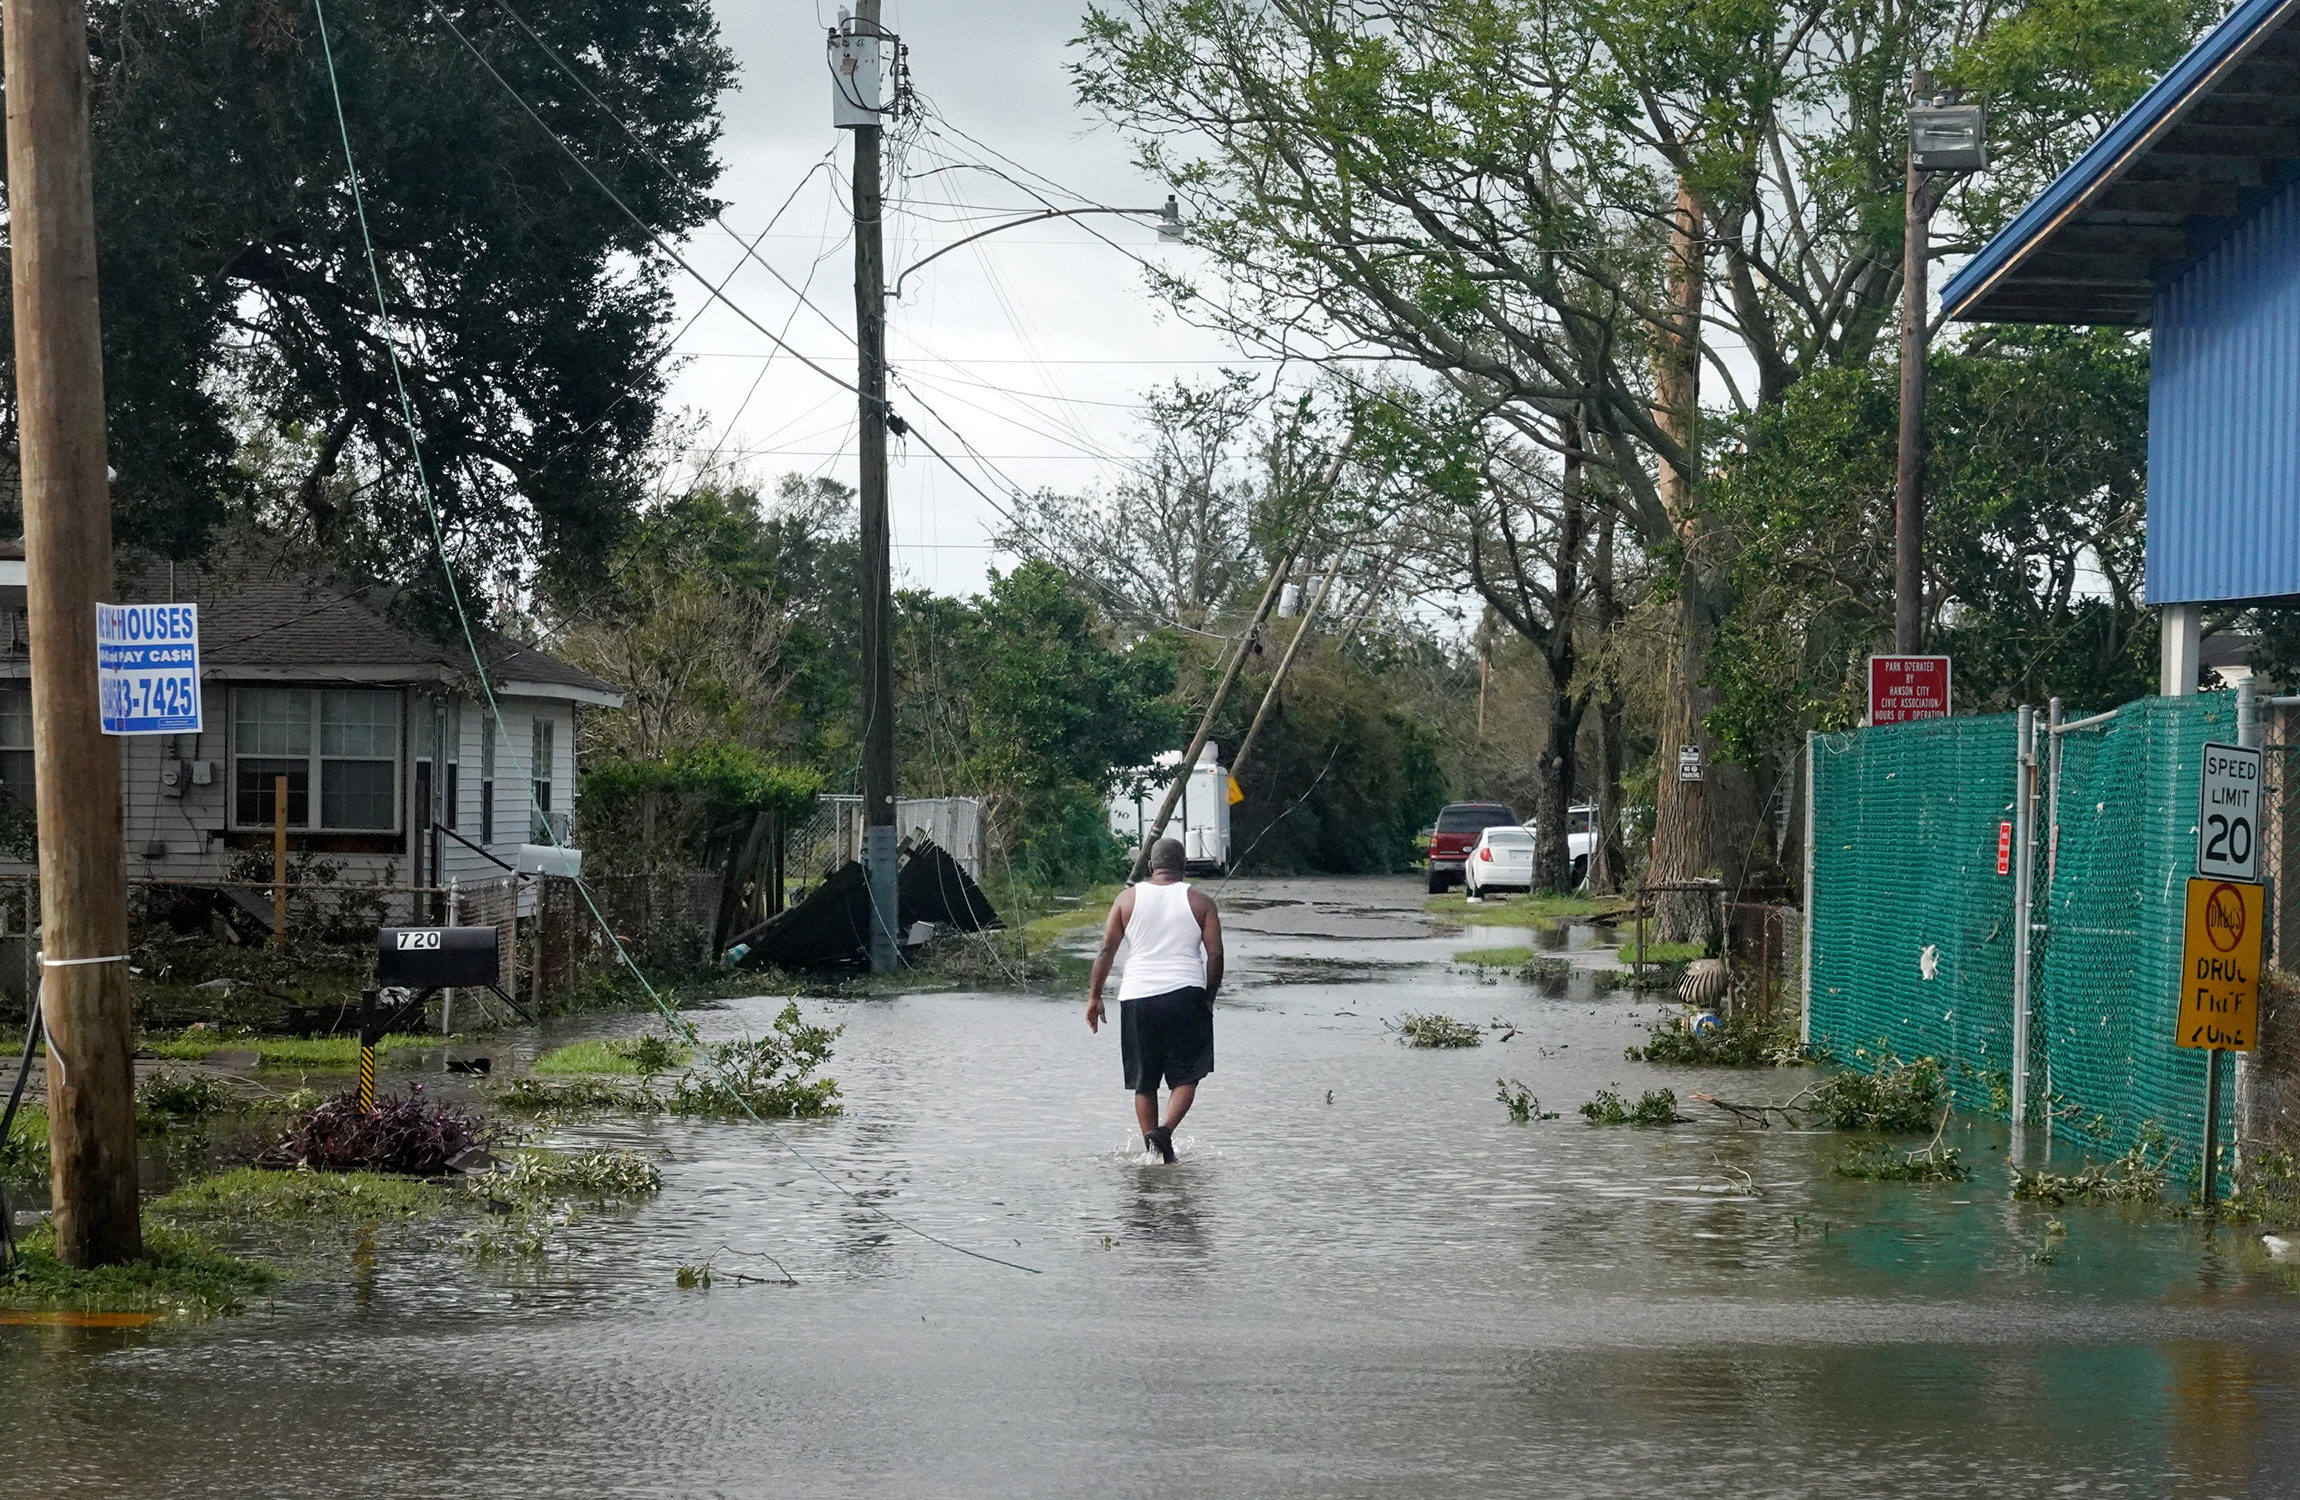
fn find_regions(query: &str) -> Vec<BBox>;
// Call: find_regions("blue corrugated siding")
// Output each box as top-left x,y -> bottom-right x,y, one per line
2149,175 -> 2300,605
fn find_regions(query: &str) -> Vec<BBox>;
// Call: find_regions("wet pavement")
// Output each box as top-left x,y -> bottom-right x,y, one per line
9,874 -> 2300,1497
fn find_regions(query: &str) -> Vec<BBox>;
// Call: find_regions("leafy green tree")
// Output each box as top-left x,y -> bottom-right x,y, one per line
1074,0 -> 2212,912
0,0 -> 732,583
900,561 -> 1184,887
555,474 -> 860,772
1221,643 -> 1448,873
1708,326 -> 2153,765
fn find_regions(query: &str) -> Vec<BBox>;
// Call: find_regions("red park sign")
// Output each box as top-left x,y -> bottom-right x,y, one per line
1869,654 -> 1951,725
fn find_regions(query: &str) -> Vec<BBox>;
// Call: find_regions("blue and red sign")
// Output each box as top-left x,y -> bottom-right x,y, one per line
97,602 -> 201,734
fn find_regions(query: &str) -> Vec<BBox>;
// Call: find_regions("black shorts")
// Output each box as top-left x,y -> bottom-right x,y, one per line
1120,986 -> 1214,1092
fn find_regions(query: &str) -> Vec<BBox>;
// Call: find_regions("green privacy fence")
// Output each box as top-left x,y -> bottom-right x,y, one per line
1808,694 -> 2244,1168
1807,712 -> 2021,1112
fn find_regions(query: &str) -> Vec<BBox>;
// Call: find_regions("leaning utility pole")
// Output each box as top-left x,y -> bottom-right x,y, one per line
835,1 -> 899,971
6,0 -> 141,1263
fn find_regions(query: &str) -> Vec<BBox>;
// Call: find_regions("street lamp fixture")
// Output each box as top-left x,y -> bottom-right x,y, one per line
1910,103 -> 1987,172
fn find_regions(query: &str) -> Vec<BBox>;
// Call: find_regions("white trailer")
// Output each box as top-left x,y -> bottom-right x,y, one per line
1108,743 -> 1233,874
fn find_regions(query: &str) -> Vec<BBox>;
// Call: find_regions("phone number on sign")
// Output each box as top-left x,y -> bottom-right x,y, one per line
101,673 -> 197,722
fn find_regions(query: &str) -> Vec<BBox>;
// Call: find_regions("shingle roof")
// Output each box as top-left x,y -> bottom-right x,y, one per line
106,539 -> 620,703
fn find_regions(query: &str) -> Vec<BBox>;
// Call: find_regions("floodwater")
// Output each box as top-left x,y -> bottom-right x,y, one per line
9,874 -> 2300,1497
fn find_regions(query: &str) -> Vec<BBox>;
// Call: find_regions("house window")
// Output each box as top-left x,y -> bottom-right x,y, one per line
233,687 -> 400,831
480,720 -> 495,844
0,682 -> 32,810
531,717 -> 555,841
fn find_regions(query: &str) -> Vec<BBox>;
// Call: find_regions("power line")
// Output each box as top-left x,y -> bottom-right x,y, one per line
425,2 -> 864,402
320,0 -> 1041,1279
491,0 -> 858,355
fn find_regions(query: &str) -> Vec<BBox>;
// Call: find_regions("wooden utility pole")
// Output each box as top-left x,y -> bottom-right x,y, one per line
1894,106 -> 1931,656
1229,550 -> 1346,787
1127,544 -> 1296,884
6,0 -> 141,1264
843,0 -> 899,972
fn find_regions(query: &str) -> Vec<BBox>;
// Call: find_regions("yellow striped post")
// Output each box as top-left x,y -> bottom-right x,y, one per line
357,1043 -> 376,1112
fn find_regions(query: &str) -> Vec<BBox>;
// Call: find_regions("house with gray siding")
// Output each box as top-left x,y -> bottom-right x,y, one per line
0,539 -> 621,891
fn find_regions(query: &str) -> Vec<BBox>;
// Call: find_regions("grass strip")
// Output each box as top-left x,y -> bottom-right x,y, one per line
147,1034 -> 443,1068
1018,882 -> 1124,945
1615,941 -> 1707,965
1426,892 -> 1619,928
1,1222 -> 276,1317
531,1036 -> 689,1076
154,1166 -> 447,1222
1454,945 -> 1536,967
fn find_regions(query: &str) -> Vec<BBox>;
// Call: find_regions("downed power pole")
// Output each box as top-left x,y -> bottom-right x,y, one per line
1126,538 -> 1298,884
1127,442 -> 1355,882
1226,547 -> 1347,788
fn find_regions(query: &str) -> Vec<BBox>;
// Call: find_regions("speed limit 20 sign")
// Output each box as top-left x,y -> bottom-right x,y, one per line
2197,742 -> 2262,883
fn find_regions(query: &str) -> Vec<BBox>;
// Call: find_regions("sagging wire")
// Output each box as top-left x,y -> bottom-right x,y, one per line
310,0 -> 1038,1277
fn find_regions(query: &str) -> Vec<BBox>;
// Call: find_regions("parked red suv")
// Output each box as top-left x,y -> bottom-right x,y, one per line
1426,801 -> 1521,893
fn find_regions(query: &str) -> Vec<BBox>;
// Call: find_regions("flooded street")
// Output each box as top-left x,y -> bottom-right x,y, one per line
10,875 -> 2300,1497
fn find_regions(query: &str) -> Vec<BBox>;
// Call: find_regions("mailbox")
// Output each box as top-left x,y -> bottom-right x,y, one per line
376,926 -> 499,989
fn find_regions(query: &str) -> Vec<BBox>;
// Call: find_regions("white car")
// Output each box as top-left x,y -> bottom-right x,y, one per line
1465,825 -> 1537,895
1468,809 -> 1602,895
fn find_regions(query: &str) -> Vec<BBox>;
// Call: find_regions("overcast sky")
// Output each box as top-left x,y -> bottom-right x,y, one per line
654,1 -> 1271,597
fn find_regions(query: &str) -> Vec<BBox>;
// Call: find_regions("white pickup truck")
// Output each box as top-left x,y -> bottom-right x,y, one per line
1534,804 -> 1601,886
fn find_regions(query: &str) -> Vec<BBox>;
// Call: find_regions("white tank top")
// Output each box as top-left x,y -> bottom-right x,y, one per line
1116,880 -> 1206,999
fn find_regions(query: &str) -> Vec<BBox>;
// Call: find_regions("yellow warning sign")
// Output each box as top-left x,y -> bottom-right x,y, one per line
2178,877 -> 2263,1051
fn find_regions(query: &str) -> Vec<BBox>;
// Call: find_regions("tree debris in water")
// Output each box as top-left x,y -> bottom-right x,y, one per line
2011,1127 -> 2173,1206
1834,1109 -> 1968,1182
1627,1010 -> 1828,1068
135,1068 -> 246,1133
1390,1012 -> 1481,1048
1495,1078 -> 1557,1122
677,1246 -> 796,1288
1580,1087 -> 1684,1125
670,1003 -> 844,1118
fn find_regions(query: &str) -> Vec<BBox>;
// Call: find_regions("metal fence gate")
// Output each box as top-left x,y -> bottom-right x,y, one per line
1807,691 -> 2256,1170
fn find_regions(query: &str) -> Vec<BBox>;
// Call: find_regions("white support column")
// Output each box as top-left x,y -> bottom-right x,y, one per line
2160,601 -> 2203,696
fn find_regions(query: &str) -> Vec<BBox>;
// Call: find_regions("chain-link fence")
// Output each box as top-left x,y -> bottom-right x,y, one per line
1807,712 -> 2022,1112
1808,693 -> 2258,1170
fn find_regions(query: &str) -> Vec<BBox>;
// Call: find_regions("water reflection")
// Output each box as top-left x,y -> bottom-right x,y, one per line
5,875 -> 2300,1497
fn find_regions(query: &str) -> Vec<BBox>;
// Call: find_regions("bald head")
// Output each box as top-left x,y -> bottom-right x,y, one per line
1147,837 -> 1187,877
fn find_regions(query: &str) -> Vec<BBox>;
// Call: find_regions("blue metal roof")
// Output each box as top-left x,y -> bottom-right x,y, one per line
1942,0 -> 2300,324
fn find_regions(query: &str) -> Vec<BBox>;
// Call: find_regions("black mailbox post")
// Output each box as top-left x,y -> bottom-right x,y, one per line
376,926 -> 500,989
358,927 -> 526,1110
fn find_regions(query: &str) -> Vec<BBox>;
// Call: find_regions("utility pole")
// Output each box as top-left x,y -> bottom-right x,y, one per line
836,2 -> 899,971
1127,543 -> 1295,886
1893,93 -> 1931,657
5,0 -> 141,1263
1896,74 -> 1987,654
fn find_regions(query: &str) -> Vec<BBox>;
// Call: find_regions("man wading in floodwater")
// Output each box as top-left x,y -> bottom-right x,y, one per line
1086,837 -> 1224,1163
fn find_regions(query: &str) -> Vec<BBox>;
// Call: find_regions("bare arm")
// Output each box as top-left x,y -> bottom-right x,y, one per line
1191,889 -> 1224,1002
1086,889 -> 1133,1033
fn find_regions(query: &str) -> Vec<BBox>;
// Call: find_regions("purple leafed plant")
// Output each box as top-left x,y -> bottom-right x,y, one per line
261,1086 -> 497,1175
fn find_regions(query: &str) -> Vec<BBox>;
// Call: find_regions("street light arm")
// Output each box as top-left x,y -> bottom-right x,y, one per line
892,203 -> 1178,297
